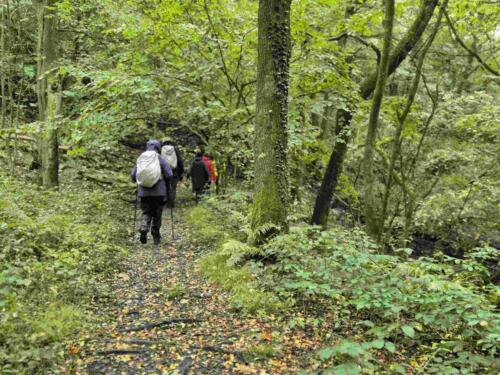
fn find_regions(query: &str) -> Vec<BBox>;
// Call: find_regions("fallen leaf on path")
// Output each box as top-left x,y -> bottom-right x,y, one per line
235,363 -> 259,374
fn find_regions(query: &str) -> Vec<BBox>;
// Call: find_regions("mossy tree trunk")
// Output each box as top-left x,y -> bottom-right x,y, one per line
251,0 -> 292,235
362,0 -> 395,238
311,0 -> 439,227
36,0 -> 60,189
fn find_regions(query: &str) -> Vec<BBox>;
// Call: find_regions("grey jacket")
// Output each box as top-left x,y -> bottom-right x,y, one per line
131,140 -> 173,197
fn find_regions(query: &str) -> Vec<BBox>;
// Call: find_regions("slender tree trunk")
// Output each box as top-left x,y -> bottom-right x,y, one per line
36,0 -> 59,188
251,0 -> 292,236
362,0 -> 395,238
311,0 -> 439,227
311,109 -> 351,226
41,76 -> 61,187
319,94 -> 335,141
378,0 -> 447,242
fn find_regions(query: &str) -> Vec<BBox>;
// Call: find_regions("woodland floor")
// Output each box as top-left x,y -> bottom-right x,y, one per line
64,189 -> 320,374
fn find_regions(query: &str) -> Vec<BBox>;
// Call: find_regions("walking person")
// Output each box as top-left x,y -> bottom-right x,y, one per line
202,153 -> 218,187
189,152 -> 210,203
161,140 -> 184,209
131,140 -> 173,245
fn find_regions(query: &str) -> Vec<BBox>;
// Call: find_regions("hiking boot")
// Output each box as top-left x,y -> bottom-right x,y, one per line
140,231 -> 147,244
153,236 -> 161,245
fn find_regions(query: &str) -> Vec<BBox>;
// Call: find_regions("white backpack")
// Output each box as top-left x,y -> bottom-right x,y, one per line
136,151 -> 161,188
161,145 -> 178,169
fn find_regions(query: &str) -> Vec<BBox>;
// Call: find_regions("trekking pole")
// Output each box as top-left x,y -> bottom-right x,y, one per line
132,188 -> 138,241
171,206 -> 174,240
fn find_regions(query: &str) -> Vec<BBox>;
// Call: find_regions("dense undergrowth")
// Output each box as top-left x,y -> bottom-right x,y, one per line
0,171 -> 129,374
187,193 -> 499,374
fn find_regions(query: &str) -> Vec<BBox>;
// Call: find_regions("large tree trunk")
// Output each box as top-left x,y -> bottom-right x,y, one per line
251,0 -> 291,236
36,0 -> 59,188
362,0 -> 395,237
311,0 -> 439,227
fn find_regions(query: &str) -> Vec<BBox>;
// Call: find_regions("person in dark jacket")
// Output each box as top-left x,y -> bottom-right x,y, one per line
161,140 -> 184,209
189,152 -> 210,203
131,140 -> 173,245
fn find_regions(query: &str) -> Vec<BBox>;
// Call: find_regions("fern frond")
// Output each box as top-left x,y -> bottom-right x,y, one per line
221,239 -> 260,266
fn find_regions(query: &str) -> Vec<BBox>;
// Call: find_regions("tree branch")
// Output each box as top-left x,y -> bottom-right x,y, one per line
329,32 -> 381,63
444,10 -> 499,76
359,0 -> 440,99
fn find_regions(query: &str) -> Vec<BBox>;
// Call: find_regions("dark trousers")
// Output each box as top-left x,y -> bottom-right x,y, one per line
166,177 -> 178,208
139,196 -> 164,237
194,186 -> 207,203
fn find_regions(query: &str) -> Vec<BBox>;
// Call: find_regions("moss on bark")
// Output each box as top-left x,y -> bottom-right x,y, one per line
251,0 -> 292,234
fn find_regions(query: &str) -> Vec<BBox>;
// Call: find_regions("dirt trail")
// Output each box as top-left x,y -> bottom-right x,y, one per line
69,197 -> 270,374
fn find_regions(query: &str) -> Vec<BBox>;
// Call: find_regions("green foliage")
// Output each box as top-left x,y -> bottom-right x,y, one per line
186,205 -> 227,246
186,193 -> 283,314
187,189 -> 499,372
199,237 -> 282,314
161,284 -> 188,301
0,173 -> 128,373
261,225 -> 499,373
319,340 -> 375,374
246,343 -> 277,360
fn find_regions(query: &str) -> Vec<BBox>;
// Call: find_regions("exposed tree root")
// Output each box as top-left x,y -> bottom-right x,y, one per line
98,349 -> 147,355
119,318 -> 202,332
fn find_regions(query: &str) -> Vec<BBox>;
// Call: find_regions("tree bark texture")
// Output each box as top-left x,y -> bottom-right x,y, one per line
36,0 -> 59,188
251,0 -> 292,234
362,0 -> 395,237
311,0 -> 439,227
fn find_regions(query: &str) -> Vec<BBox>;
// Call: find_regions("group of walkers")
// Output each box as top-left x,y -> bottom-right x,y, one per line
130,139 -> 217,245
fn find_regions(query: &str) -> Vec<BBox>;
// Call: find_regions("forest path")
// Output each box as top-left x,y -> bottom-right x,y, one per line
68,190 -> 279,374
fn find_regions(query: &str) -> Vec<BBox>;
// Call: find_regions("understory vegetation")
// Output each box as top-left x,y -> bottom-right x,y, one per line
0,170 -> 129,373
187,194 -> 499,374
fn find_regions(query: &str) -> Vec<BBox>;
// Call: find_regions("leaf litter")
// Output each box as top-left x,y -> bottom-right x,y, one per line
64,199 -> 328,374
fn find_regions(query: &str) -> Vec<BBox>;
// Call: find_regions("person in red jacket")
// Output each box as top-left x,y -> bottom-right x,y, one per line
202,154 -> 217,184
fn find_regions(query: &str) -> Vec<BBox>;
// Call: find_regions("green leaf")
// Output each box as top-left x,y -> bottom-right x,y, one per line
401,325 -> 415,338
319,347 -> 335,360
338,341 -> 365,357
331,363 -> 361,375
371,339 -> 385,349
385,341 -> 396,353
390,364 -> 406,374
23,65 -> 35,79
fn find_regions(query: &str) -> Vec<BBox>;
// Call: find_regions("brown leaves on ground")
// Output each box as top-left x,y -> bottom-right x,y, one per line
63,206 -> 332,374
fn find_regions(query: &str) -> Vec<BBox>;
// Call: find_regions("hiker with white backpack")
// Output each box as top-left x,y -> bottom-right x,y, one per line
161,140 -> 184,209
131,140 -> 173,245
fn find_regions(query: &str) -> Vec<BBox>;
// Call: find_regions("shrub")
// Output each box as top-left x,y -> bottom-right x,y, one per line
263,226 -> 499,373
